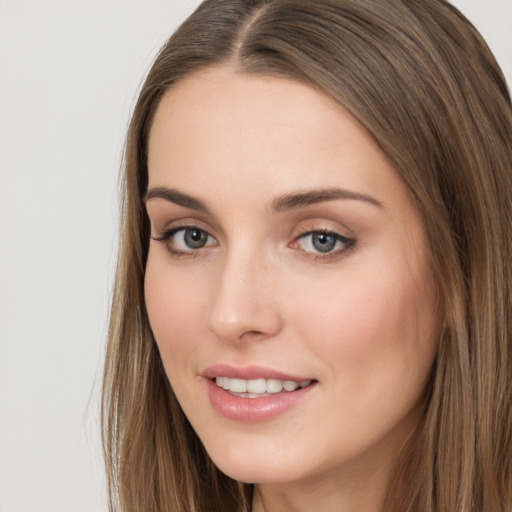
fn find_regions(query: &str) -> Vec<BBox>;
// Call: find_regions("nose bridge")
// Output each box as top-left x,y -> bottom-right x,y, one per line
207,241 -> 282,343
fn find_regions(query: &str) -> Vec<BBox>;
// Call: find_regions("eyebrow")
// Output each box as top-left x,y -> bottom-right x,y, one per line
143,186 -> 384,213
143,187 -> 211,213
269,188 -> 384,212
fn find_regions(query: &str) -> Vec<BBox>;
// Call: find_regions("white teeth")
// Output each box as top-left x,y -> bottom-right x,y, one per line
282,380 -> 299,391
229,378 -> 247,393
266,379 -> 283,393
215,377 -> 312,395
247,378 -> 266,394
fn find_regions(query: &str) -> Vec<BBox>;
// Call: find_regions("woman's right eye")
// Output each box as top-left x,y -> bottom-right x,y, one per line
152,227 -> 217,255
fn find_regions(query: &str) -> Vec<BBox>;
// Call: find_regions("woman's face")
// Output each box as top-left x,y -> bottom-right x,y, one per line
145,67 -> 439,494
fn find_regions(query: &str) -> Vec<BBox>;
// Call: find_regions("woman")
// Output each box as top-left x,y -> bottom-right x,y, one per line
102,1 -> 512,510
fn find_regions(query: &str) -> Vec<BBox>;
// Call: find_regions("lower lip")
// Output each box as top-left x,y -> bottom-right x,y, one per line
206,379 -> 317,423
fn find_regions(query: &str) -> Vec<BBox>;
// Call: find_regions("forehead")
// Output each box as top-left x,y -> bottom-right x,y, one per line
148,67 -> 351,164
147,66 -> 408,210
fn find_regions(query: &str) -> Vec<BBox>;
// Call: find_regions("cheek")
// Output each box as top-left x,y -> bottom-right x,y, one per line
290,258 -> 438,392
288,265 -> 438,460
144,252 -> 209,373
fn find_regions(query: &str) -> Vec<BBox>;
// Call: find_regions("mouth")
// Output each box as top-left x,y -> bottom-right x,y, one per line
213,376 -> 313,398
204,367 -> 317,422
202,365 -> 317,422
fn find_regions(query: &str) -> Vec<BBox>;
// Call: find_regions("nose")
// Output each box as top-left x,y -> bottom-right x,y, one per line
207,250 -> 283,344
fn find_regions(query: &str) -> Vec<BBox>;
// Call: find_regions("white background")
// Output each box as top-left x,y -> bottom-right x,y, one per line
1,1 -> 511,511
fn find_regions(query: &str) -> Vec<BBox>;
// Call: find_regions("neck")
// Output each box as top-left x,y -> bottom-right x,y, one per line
252,479 -> 386,512
250,447 -> 397,512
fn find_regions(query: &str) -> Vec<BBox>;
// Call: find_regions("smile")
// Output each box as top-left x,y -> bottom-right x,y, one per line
215,377 -> 312,397
205,372 -> 317,422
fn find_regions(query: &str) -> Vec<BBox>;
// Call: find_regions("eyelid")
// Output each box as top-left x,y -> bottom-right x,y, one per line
290,227 -> 356,261
151,223 -> 218,257
150,218 -> 356,261
150,215 -> 217,239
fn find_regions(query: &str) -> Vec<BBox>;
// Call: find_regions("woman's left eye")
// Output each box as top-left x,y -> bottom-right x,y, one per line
294,230 -> 355,256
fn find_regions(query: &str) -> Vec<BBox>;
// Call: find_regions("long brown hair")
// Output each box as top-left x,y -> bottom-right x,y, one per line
102,1 -> 512,510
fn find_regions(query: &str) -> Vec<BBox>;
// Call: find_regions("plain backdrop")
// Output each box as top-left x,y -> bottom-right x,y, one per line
1,1 -> 511,511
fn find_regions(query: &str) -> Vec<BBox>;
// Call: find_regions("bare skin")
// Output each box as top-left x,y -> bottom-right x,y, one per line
145,66 -> 439,512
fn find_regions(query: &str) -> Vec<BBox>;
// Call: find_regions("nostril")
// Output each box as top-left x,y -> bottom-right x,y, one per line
239,330 -> 265,340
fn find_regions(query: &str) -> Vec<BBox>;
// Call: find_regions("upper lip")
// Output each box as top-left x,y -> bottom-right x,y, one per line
202,364 -> 313,382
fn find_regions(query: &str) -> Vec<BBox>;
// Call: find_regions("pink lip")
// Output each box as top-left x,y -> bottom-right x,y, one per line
202,364 -> 317,423
202,364 -> 311,381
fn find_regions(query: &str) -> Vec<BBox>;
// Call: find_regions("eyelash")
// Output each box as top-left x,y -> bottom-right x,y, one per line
152,226 -> 217,258
293,229 -> 356,261
151,226 -> 356,261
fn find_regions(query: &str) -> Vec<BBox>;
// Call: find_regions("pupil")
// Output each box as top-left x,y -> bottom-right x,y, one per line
185,229 -> 206,248
312,233 -> 336,253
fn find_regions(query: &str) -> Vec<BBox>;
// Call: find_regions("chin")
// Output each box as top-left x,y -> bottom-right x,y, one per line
202,434 -> 305,484
214,459 -> 299,485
